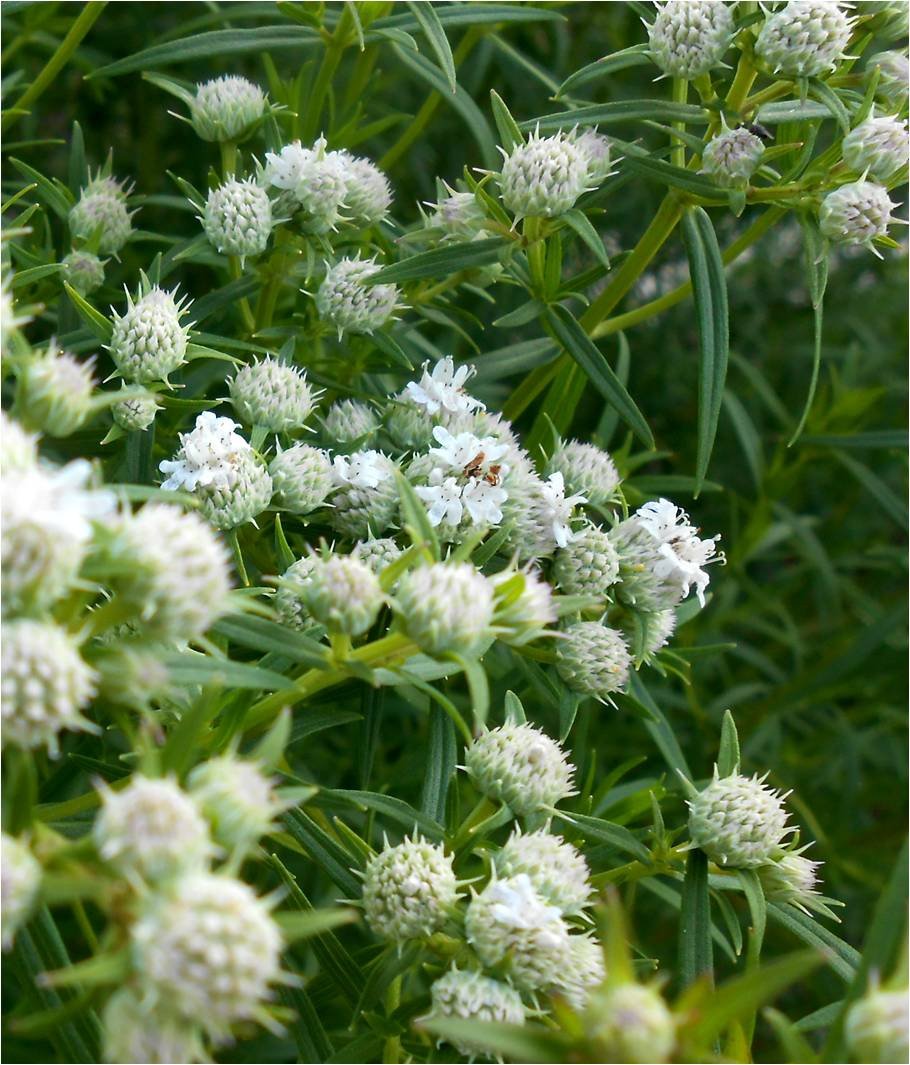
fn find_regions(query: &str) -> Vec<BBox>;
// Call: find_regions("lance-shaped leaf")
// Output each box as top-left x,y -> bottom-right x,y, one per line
681,206 -> 730,495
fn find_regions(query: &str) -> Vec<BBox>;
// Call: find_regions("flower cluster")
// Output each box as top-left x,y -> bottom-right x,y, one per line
363,717 -> 607,1051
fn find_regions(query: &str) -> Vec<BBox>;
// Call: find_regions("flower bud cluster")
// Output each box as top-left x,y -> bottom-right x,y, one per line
159,411 -> 272,530
69,174 -> 134,255
264,136 -> 392,231
110,284 -> 191,385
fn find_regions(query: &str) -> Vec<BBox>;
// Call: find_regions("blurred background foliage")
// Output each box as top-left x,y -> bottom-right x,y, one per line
2,1 -> 906,1059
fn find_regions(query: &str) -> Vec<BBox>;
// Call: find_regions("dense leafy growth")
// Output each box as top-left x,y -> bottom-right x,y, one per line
1,2 -> 907,1064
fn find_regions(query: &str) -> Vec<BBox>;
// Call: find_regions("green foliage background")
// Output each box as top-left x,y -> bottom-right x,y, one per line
2,2 -> 907,1061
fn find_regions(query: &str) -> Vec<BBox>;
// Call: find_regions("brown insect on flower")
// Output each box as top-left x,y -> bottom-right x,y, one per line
484,464 -> 502,486
463,452 -> 486,479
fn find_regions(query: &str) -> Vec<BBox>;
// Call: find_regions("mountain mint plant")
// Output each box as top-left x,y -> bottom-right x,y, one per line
1,2 -> 905,1063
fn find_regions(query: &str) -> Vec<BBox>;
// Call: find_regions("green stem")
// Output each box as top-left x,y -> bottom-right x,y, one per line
580,193 -> 683,331
450,796 -> 497,851
219,141 -> 238,178
523,216 -> 547,295
382,976 -> 402,1064
742,80 -> 794,115
527,194 -> 683,447
229,529 -> 250,587
227,256 -> 256,333
2,2 -> 107,133
590,206 -> 785,339
243,632 -> 418,732
379,27 -> 483,171
725,51 -> 758,115
301,9 -> 353,143
671,78 -> 688,168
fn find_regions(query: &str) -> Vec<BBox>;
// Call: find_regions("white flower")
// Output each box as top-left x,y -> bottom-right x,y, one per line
93,776 -> 213,882
689,771 -> 792,868
537,471 -> 586,548
332,449 -> 393,489
189,755 -> 285,852
191,76 -> 266,142
264,141 -> 312,190
1,619 -> 97,755
426,968 -> 525,1054
330,450 -> 399,539
611,498 -> 722,610
648,1 -> 735,79
102,988 -> 206,1065
315,256 -> 398,336
113,503 -> 232,641
109,286 -> 191,384
395,562 -> 494,655
1,833 -> 41,950
363,836 -> 458,942
203,178 -> 272,259
300,554 -> 384,635
159,411 -> 252,491
229,357 -> 315,431
465,722 -> 576,815
495,829 -> 592,914
132,872 -> 284,1041
500,129 -> 590,219
415,470 -> 465,526
404,357 -> 484,416
465,873 -> 572,992
70,177 -> 133,256
634,498 -> 721,606
1,459 -> 115,616
414,426 -> 511,530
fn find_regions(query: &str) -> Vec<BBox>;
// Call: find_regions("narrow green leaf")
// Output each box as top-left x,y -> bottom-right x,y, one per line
9,157 -> 74,218
716,709 -> 740,777
162,651 -> 296,691
407,2 -> 457,93
420,706 -> 457,823
212,614 -> 329,668
368,237 -> 505,284
562,208 -> 611,269
282,810 -> 362,898
11,909 -> 101,1062
395,471 -> 440,560
275,907 -> 357,942
368,5 -> 564,34
280,983 -> 333,1062
267,854 -> 363,1006
687,951 -> 821,1044
389,43 -> 498,168
489,88 -> 524,151
525,99 -> 709,131
767,902 -> 859,982
63,282 -> 112,341
789,214 -> 829,444
555,810 -> 651,862
318,788 -> 443,840
627,674 -> 692,779
90,27 -> 321,78
679,849 -> 714,989
557,44 -> 652,97
681,206 -> 729,495
832,450 -> 908,531
544,304 -> 654,448
68,120 -> 86,195
418,1019 -> 564,1063
807,79 -> 851,134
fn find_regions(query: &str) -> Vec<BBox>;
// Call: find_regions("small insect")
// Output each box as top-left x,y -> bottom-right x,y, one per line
483,464 -> 502,487
463,452 -> 486,479
745,121 -> 774,142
